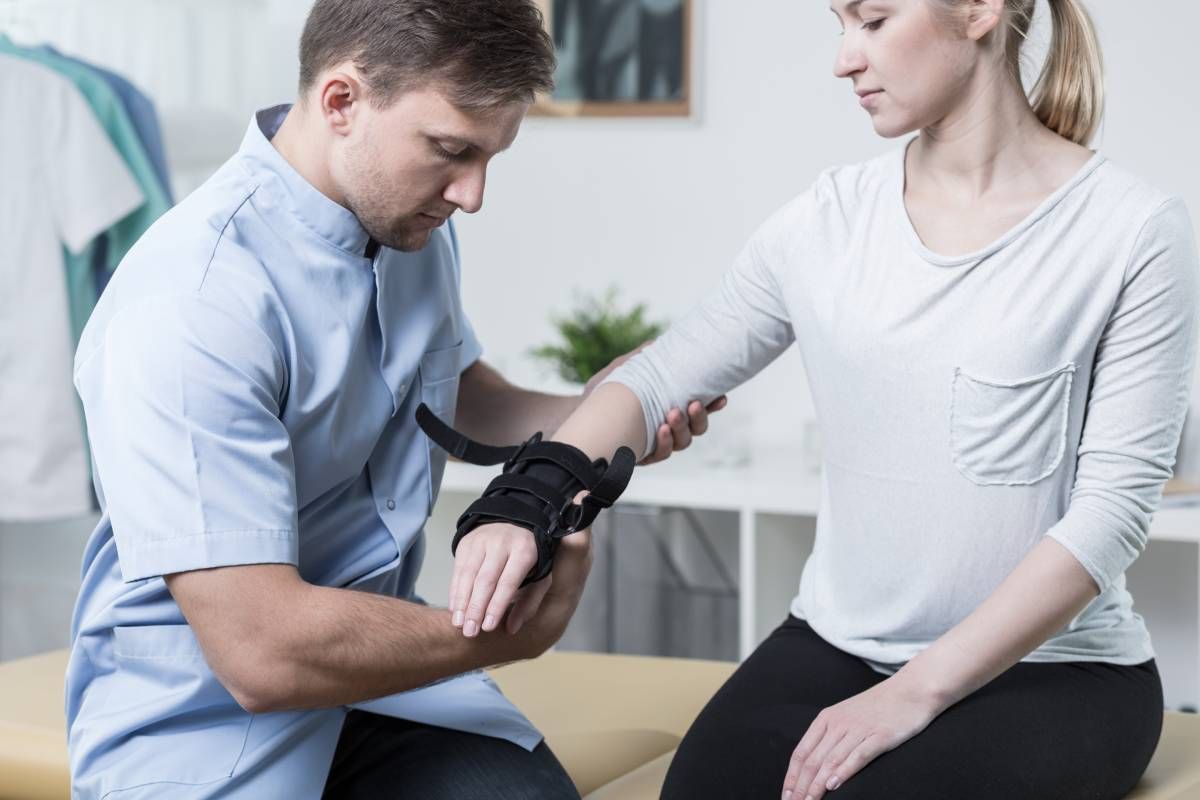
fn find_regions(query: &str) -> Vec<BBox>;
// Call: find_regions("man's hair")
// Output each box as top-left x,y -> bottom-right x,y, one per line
298,0 -> 556,110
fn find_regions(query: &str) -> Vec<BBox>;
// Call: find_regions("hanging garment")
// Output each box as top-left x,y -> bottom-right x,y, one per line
0,35 -> 172,347
40,45 -> 174,306
0,52 -> 143,520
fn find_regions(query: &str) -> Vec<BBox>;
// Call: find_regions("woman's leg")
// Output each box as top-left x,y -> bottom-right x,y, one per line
662,616 -> 886,798
831,658 -> 1163,800
665,615 -> 1164,800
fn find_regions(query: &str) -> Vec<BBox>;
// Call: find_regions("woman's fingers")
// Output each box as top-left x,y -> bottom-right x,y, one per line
481,535 -> 538,632
804,733 -> 866,798
785,726 -> 845,799
461,547 -> 507,637
449,538 -> 485,627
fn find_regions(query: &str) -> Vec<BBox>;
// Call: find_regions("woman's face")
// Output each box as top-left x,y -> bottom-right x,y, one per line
831,0 -> 998,138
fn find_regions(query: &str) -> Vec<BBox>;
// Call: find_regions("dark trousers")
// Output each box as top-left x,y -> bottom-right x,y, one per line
322,710 -> 580,799
663,616 -> 1164,799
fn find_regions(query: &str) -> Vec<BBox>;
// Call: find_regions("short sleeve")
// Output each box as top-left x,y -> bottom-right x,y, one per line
1046,197 -> 1200,591
75,295 -> 299,582
45,73 -> 143,255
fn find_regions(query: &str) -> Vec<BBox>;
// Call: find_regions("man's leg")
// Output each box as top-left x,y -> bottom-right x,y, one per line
322,711 -> 581,800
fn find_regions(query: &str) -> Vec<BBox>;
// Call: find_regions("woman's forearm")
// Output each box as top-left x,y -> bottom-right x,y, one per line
893,536 -> 1100,711
551,382 -> 649,462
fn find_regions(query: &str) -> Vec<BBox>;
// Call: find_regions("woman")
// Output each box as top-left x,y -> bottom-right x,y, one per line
450,0 -> 1198,796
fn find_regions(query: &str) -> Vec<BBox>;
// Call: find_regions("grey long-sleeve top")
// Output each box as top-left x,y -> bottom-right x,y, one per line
604,144 -> 1199,671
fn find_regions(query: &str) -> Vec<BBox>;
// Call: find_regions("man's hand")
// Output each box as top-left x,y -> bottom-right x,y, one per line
507,525 -> 593,652
584,342 -> 728,466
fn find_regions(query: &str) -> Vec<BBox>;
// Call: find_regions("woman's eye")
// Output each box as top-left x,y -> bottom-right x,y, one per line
862,18 -> 886,31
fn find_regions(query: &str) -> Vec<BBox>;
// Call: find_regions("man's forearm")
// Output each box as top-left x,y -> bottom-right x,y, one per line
455,360 -> 581,444
259,585 -> 526,710
190,568 -> 549,714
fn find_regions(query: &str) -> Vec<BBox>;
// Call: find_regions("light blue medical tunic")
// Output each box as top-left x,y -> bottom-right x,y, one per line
66,105 -> 541,799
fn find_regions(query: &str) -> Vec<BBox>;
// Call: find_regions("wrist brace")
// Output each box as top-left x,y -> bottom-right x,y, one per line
416,403 -> 637,585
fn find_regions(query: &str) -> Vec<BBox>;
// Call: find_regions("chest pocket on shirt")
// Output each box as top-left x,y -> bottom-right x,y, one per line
420,342 -> 464,511
949,362 -> 1076,486
100,625 -> 252,792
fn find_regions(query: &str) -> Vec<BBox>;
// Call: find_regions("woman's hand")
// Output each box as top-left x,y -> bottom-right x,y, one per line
450,489 -> 592,638
449,521 -> 541,638
782,675 -> 945,799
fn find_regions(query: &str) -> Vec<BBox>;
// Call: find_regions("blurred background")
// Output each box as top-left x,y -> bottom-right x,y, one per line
2,0 -> 1200,711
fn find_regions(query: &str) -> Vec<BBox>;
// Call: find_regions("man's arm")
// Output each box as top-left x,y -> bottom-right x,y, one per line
454,359 -> 579,445
164,528 -> 591,714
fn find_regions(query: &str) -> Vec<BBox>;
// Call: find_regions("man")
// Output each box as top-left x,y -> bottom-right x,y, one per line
65,1 -> 721,797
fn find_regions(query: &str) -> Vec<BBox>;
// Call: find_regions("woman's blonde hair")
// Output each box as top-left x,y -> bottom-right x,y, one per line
932,0 -> 1105,145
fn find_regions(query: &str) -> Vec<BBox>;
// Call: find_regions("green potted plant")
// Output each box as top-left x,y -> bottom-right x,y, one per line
531,287 -> 665,385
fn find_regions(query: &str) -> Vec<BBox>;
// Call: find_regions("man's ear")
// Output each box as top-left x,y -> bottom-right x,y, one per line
316,68 -> 365,136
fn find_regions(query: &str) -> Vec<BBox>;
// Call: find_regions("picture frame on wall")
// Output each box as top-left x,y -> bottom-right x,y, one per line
532,0 -> 693,117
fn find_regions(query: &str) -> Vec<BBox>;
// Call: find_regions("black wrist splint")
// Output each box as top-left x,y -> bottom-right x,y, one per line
416,403 -> 636,585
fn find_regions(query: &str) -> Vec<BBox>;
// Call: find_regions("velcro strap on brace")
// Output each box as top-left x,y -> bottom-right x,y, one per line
416,403 -> 636,584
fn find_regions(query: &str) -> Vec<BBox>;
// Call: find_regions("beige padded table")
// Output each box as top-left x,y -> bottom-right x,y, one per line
1,649 -> 1198,799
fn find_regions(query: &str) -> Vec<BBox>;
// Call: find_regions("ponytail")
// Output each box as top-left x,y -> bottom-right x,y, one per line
1029,0 -> 1104,145
932,0 -> 1105,145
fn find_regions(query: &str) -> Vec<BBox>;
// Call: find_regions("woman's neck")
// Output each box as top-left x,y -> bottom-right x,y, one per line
908,70 -> 1065,202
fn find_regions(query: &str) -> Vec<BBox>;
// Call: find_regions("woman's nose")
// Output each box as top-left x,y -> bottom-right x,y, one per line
833,35 -> 867,79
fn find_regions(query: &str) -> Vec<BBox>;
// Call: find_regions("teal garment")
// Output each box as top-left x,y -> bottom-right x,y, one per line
0,36 -> 172,345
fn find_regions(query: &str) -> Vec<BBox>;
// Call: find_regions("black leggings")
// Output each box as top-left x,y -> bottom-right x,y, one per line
663,616 -> 1163,799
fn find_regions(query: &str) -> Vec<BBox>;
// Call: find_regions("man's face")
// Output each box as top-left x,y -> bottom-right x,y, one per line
331,85 -> 528,252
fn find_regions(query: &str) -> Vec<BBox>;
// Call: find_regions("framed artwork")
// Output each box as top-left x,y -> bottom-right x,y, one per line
533,0 -> 693,117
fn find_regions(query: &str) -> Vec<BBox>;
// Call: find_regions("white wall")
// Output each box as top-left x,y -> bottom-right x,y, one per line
11,0 -> 1200,451
453,0 -> 1200,451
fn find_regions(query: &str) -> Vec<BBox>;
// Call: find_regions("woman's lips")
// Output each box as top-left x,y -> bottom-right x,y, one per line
858,89 -> 883,109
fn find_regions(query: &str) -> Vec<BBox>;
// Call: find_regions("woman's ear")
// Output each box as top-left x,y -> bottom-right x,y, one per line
963,0 -> 1005,41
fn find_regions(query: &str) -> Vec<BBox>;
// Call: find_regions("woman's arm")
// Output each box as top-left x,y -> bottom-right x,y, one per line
449,198 -> 810,636
898,537 -> 1097,711
453,355 -> 724,466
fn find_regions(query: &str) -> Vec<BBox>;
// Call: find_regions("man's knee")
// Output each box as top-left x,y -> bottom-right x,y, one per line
490,743 -> 581,800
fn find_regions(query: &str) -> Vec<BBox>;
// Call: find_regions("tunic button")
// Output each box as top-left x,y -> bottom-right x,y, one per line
386,499 -> 396,510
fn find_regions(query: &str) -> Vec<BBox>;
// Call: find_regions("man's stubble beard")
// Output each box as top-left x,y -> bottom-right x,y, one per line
345,187 -> 431,254
341,142 -> 432,254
